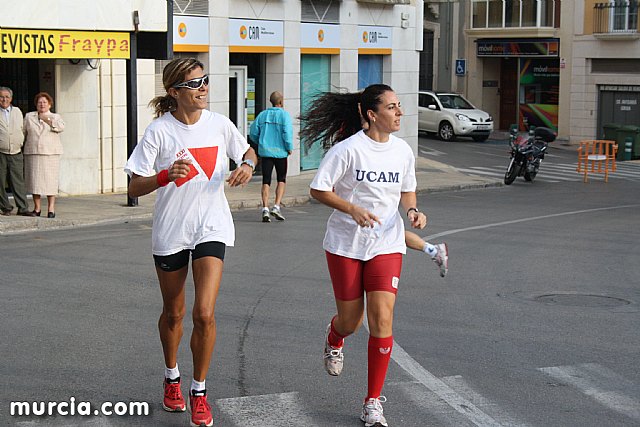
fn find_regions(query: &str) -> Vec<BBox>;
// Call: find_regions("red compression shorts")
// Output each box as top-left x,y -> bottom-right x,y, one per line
325,251 -> 403,301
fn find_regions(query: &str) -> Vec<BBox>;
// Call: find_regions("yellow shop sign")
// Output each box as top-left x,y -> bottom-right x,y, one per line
0,29 -> 130,59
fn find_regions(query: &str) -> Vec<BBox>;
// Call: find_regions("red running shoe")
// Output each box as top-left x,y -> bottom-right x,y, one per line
162,377 -> 186,412
189,390 -> 213,427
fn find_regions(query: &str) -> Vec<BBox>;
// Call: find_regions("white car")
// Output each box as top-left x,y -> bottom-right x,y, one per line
418,91 -> 494,142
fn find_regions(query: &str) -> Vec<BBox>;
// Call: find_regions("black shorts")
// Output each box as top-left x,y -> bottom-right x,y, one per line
153,241 -> 226,272
261,157 -> 288,185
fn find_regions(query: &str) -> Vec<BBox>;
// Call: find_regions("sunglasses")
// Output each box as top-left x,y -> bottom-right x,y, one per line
173,75 -> 209,90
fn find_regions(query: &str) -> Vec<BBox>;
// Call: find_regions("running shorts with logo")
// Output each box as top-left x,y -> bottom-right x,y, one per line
325,251 -> 403,301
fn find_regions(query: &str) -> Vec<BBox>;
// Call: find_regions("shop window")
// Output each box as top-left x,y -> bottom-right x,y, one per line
358,55 -> 383,90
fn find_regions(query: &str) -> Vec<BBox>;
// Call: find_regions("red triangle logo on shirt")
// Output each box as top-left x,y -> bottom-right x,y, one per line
189,147 -> 219,180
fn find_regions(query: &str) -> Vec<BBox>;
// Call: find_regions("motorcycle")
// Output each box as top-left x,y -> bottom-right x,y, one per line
504,126 -> 556,185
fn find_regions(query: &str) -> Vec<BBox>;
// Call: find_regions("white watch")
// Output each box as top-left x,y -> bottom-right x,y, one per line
241,158 -> 255,171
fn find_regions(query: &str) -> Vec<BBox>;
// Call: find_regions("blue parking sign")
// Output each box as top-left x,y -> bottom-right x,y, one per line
455,59 -> 466,76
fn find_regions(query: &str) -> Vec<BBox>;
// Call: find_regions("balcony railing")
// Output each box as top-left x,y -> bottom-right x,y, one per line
594,1 -> 639,34
471,0 -> 561,29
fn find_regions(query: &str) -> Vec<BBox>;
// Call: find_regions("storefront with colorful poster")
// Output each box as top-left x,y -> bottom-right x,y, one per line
518,58 -> 559,131
475,38 -> 560,131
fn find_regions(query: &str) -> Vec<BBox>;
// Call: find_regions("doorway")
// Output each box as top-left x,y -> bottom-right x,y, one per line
499,58 -> 518,130
228,66 -> 248,138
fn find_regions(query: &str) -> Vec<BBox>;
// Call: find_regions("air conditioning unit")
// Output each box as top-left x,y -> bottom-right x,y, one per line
356,0 -> 410,4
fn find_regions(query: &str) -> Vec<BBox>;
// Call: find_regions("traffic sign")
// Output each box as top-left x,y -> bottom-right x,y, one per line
455,59 -> 466,76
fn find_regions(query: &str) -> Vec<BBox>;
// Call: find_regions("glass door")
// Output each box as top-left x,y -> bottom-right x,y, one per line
300,55 -> 330,170
229,66 -> 248,137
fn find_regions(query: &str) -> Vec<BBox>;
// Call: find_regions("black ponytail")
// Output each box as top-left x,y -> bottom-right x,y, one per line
299,84 -> 393,151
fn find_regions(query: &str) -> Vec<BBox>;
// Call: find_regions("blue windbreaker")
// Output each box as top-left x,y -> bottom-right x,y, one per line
249,107 -> 293,158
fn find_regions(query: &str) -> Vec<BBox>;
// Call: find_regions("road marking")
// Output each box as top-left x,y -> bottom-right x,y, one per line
539,363 -> 640,421
390,343 -> 503,426
363,316 -> 504,426
466,166 -> 579,181
424,204 -> 640,240
457,162 -> 640,182
442,375 -> 529,426
216,391 -> 317,426
420,148 -> 447,156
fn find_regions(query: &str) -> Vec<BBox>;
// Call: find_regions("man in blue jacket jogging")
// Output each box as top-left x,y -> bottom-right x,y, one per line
250,91 -> 294,222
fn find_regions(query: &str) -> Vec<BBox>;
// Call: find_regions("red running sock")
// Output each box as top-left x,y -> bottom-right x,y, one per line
367,335 -> 394,400
328,316 -> 346,348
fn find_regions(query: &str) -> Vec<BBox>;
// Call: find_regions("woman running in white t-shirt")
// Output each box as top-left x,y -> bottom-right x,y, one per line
304,84 -> 427,427
125,58 -> 257,427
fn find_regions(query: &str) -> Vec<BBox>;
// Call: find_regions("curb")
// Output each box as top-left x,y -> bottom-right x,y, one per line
0,181 -> 502,235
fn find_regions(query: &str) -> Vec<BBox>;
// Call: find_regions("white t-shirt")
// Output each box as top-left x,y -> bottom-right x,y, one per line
124,110 -> 249,255
310,130 -> 417,261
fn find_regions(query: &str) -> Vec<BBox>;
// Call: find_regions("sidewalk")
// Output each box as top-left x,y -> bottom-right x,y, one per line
0,157 -> 502,234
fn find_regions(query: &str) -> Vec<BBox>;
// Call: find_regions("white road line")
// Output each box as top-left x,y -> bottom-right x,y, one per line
539,363 -> 640,421
424,204 -> 640,240
442,375 -> 529,427
460,162 -> 640,182
216,391 -> 317,427
474,166 -> 579,181
456,168 -> 504,177
470,151 -> 510,158
362,317 -> 504,426
420,148 -> 447,156
546,163 -> 640,178
390,344 -> 503,426
456,167 -> 569,183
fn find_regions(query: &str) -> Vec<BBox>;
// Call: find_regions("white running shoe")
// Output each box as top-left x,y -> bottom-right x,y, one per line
360,396 -> 388,427
433,243 -> 448,278
323,323 -> 344,376
270,206 -> 285,221
262,208 -> 271,223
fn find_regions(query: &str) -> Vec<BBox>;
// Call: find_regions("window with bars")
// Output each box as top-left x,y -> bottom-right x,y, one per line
593,1 -> 639,33
471,0 -> 559,28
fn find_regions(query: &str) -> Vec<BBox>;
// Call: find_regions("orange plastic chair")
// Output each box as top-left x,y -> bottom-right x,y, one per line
576,140 -> 618,183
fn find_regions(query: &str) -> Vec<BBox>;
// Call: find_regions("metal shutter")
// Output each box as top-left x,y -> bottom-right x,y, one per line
173,0 -> 209,16
301,0 -> 340,23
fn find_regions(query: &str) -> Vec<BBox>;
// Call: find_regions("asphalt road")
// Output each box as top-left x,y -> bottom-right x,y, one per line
1,150 -> 639,426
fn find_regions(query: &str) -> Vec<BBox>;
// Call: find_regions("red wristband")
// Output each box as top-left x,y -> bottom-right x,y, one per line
156,169 -> 170,187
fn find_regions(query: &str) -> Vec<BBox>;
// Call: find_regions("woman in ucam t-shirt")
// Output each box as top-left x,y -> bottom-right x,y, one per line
303,84 -> 428,427
124,58 -> 257,427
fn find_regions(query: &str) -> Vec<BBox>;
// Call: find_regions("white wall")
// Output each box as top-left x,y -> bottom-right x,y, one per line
0,0 -> 167,32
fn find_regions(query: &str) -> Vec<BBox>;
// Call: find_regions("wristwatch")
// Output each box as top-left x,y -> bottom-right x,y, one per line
241,158 -> 255,172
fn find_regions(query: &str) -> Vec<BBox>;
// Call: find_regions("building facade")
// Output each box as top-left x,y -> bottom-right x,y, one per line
172,0 -> 423,174
2,0 -> 423,196
0,1 -> 167,195
423,0 -> 640,145
571,0 -> 640,144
